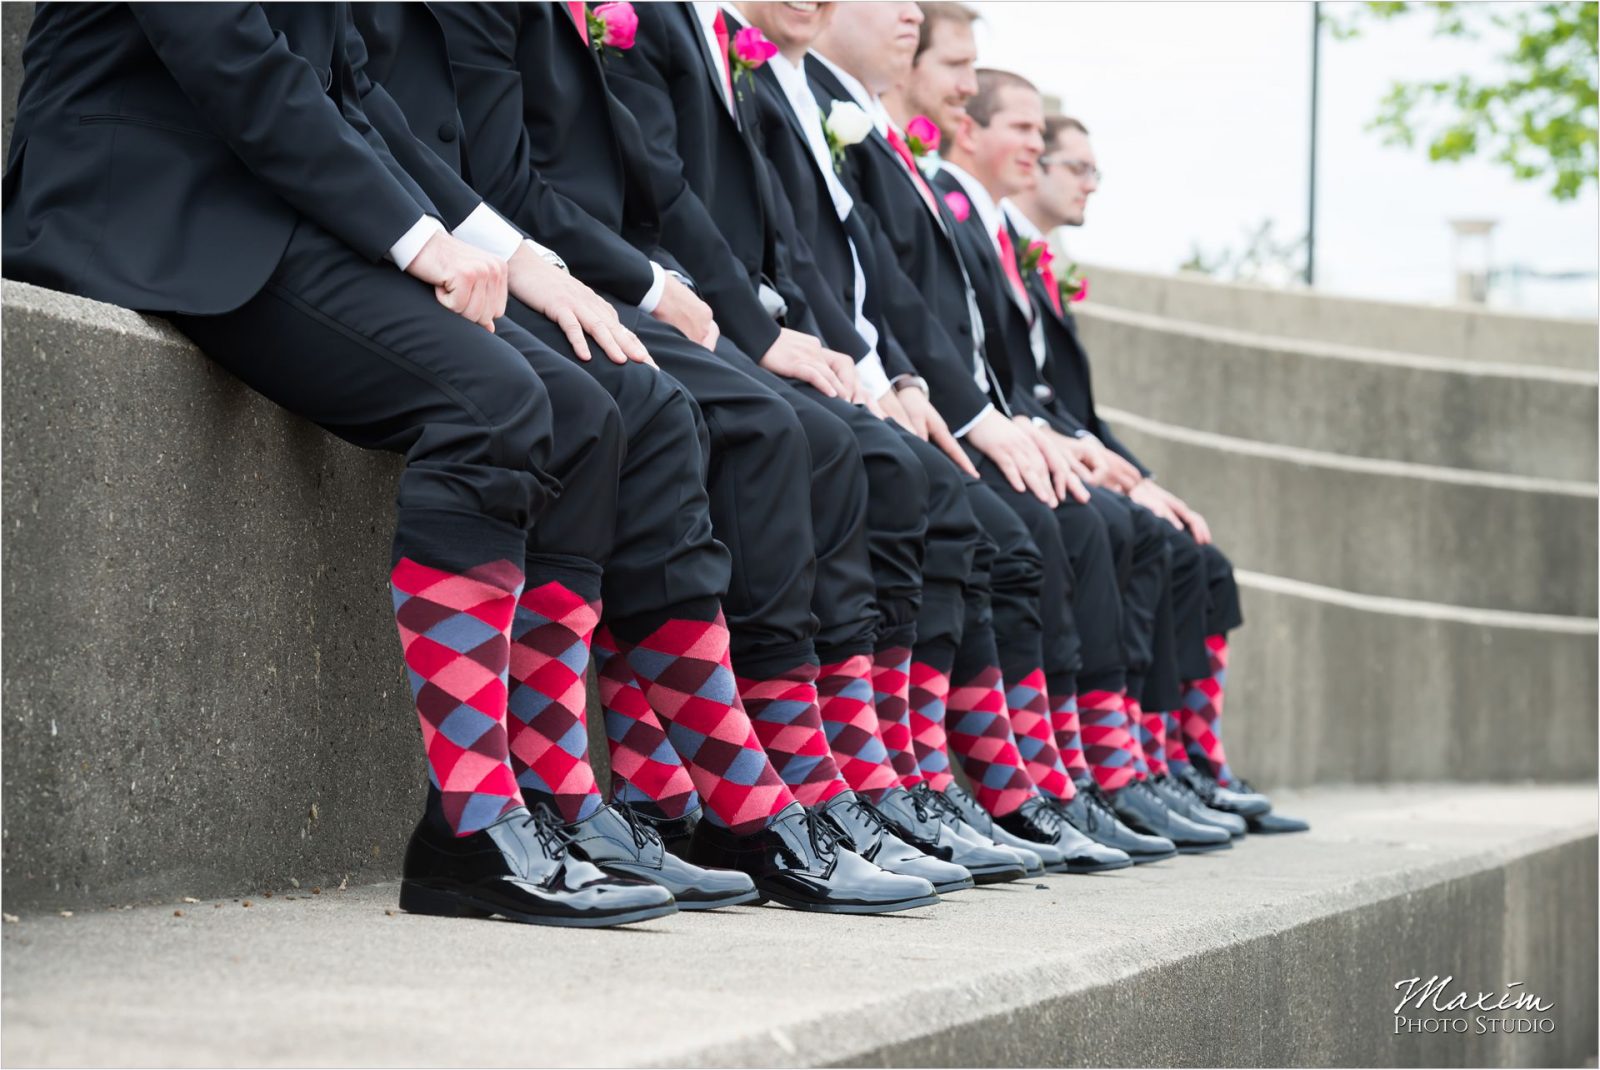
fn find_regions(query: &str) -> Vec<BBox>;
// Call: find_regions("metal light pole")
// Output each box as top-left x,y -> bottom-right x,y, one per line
1306,1 -> 1321,287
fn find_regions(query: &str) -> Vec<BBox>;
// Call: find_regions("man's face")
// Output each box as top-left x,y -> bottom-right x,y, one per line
1040,127 -> 1098,225
738,1 -> 835,54
963,85 -> 1045,198
823,2 -> 922,91
906,17 -> 978,136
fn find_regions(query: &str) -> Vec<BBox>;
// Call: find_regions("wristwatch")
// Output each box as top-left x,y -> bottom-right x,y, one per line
523,238 -> 569,273
892,374 -> 930,395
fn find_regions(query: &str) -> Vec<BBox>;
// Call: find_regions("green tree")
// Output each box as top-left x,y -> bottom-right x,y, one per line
1335,2 -> 1598,201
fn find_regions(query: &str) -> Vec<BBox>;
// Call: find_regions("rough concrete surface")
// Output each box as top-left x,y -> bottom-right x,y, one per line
1106,410 -> 1598,618
1,2 -> 32,154
2,281 -> 426,911
1079,263 -> 1598,372
1078,304 -> 1598,482
2,786 -> 1593,1068
1223,572 -> 1597,787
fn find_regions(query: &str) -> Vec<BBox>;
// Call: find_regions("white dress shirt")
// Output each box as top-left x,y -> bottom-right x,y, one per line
695,2 -> 735,115
939,161 -> 1049,372
768,52 -> 890,399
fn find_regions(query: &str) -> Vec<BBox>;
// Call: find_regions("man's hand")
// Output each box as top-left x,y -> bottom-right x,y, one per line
877,386 -> 912,430
508,244 -> 654,366
407,230 -> 508,332
651,273 -> 719,349
897,386 -> 979,477
823,347 -> 863,405
967,409 -> 1058,506
1017,416 -> 1090,504
760,328 -> 849,397
1103,451 -> 1144,493
1129,478 -> 1182,530
1160,486 -> 1212,544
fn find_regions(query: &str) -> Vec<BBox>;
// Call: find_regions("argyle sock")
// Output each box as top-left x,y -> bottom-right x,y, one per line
1049,691 -> 1092,781
1181,633 -> 1237,785
391,557 -> 525,836
1163,710 -> 1195,777
946,665 -> 1040,818
871,646 -> 922,788
593,627 -> 700,819
613,611 -> 796,833
500,582 -> 605,824
816,654 -> 900,802
1079,688 -> 1142,793
908,660 -> 956,791
1005,668 -> 1074,802
1124,693 -> 1154,779
736,661 -> 850,808
1133,695 -> 1170,779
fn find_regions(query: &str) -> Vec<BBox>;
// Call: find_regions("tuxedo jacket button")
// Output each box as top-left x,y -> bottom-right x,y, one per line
437,121 -> 458,142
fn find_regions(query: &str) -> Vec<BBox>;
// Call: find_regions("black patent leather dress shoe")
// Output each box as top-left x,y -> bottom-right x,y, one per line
1061,780 -> 1177,864
631,804 -> 702,858
881,785 -> 1029,884
938,783 -> 1069,872
1234,779 -> 1311,833
400,803 -> 677,927
687,801 -> 939,914
997,796 -> 1134,875
1148,774 -> 1247,837
563,803 -> 758,910
818,791 -> 974,894
1177,767 -> 1271,818
1107,780 -> 1232,854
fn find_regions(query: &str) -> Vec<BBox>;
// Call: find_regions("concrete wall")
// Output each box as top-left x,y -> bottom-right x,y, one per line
1078,304 -> 1599,482
1081,263 -> 1597,372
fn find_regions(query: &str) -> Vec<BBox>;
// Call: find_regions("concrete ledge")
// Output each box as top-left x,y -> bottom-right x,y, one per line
1,280 -> 424,911
2,786 -> 1593,1068
1103,407 -> 1598,617
1081,263 -> 1598,372
1224,570 -> 1597,786
1077,304 -> 1598,482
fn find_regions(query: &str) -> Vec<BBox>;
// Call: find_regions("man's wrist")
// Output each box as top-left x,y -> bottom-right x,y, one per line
388,215 -> 445,272
892,374 -> 930,396
637,261 -> 668,313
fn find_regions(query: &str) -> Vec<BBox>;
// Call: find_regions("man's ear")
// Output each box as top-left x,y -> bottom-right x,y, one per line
954,113 -> 979,157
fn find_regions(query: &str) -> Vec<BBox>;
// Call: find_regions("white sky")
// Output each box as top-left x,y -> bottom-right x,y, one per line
971,1 -> 1599,317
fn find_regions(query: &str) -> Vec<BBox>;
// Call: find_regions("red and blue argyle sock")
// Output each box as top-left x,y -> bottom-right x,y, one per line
614,612 -> 796,833
816,654 -> 900,802
1123,693 -> 1155,779
947,665 -> 1040,818
1079,689 -> 1142,792
908,661 -> 956,791
1049,691 -> 1092,781
737,662 -> 850,808
391,557 -> 525,836
1180,633 -> 1237,785
593,626 -> 700,819
1005,668 -> 1075,802
871,647 -> 923,788
1163,710 -> 1194,777
503,582 -> 604,824
1133,695 -> 1170,779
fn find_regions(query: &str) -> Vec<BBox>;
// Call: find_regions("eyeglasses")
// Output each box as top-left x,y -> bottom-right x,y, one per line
1040,156 -> 1101,182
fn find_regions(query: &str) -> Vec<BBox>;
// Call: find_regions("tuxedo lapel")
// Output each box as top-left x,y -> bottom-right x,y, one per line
680,3 -> 738,127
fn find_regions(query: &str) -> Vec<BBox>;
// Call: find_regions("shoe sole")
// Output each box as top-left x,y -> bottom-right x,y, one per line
967,864 -> 1029,885
757,889 -> 941,914
1174,839 -> 1233,855
1127,849 -> 1179,865
674,887 -> 763,911
932,876 -> 977,894
1065,857 -> 1135,874
1247,823 -> 1311,834
398,880 -> 678,928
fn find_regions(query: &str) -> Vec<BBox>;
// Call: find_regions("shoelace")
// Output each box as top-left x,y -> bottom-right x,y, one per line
1080,784 -> 1119,830
800,805 -> 841,859
525,803 -> 574,858
936,783 -> 989,831
613,802 -> 663,852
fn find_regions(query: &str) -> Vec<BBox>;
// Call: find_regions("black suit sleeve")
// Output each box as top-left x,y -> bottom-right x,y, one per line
129,3 -> 425,263
605,5 -> 780,361
433,2 -> 658,303
762,156 -> 866,358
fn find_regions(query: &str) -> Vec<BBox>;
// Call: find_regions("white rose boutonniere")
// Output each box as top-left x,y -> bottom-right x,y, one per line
822,100 -> 872,172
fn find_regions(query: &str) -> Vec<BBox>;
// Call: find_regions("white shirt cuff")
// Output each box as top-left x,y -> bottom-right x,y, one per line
388,215 -> 446,272
952,402 -> 997,440
637,261 -> 668,313
856,351 -> 894,400
452,202 -> 525,262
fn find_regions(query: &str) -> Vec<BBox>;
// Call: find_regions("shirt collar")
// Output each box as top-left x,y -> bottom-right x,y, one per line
693,1 -> 722,30
808,50 -> 893,135
1002,200 -> 1044,243
938,160 -> 1004,239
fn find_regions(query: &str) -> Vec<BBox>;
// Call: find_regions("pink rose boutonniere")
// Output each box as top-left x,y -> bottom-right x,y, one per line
1020,239 -> 1049,275
942,190 -> 971,223
905,115 -> 941,157
588,2 -> 637,55
730,25 -> 778,83
1059,262 -> 1088,304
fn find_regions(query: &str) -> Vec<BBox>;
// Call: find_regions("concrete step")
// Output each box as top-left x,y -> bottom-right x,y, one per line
2,785 -> 1592,1068
1080,263 -> 1598,372
1076,304 -> 1598,482
1223,570 -> 1597,787
1103,407 -> 1598,618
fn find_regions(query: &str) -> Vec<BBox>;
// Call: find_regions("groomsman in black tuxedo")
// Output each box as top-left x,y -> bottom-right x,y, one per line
1,0 -> 693,925
1006,112 -> 1308,834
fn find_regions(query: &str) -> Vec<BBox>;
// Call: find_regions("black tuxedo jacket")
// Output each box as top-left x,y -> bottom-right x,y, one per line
3,2 -> 433,314
806,57 -> 1007,431
607,1 -> 826,360
424,2 -> 688,307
